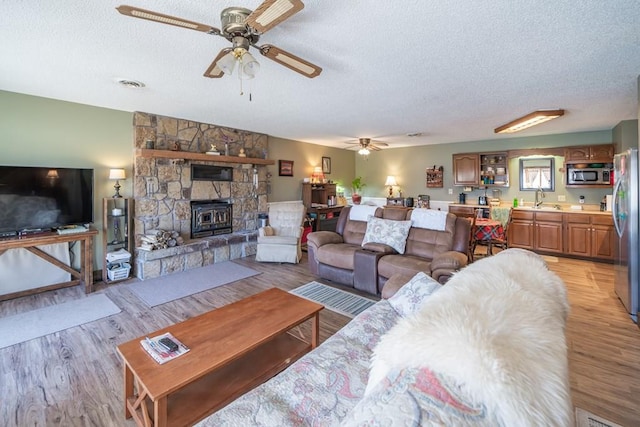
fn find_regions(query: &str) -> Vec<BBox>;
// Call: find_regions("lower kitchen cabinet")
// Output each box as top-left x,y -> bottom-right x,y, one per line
509,210 -> 534,249
533,212 -> 564,254
566,214 -> 615,260
509,209 -> 614,261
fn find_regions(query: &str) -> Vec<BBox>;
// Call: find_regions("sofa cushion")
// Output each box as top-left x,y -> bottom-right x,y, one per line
386,271 -> 441,316
377,254 -> 431,279
316,243 -> 362,270
404,213 -> 457,259
361,216 -> 412,254
257,235 -> 298,245
342,366 -> 495,427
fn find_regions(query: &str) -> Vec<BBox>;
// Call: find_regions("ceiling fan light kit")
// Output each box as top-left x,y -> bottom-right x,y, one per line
494,109 -> 565,134
116,0 -> 322,91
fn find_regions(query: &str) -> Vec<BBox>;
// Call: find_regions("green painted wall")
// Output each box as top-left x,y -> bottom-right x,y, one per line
355,130 -> 617,206
1,90 -> 134,270
613,119 -> 638,153
267,136 -> 355,202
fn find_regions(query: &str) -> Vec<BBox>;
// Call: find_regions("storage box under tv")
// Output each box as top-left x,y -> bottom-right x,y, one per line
107,262 -> 131,281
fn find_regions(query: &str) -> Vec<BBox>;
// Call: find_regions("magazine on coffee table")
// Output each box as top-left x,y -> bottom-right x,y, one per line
140,332 -> 190,364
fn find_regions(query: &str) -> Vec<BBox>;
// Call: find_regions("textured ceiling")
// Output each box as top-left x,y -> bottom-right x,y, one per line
2,1 -> 640,150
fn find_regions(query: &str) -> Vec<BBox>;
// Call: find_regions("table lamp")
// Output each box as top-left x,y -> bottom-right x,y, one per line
109,168 -> 126,198
385,175 -> 397,197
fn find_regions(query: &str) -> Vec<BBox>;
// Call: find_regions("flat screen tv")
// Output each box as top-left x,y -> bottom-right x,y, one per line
0,166 -> 94,236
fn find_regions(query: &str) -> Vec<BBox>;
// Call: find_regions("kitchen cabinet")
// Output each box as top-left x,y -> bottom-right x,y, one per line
479,152 -> 509,187
453,152 -> 509,187
564,144 -> 614,163
302,183 -> 337,209
565,214 -> 615,260
102,198 -> 133,283
534,211 -> 564,254
509,210 -> 563,253
452,153 -> 479,186
509,210 -> 534,249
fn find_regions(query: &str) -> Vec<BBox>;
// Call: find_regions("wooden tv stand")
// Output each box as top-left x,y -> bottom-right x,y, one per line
0,228 -> 97,301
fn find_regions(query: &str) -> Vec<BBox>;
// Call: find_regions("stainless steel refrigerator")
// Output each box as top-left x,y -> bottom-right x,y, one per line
613,148 -> 639,323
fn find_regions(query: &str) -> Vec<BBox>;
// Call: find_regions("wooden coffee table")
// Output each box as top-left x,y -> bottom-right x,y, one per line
116,288 -> 323,427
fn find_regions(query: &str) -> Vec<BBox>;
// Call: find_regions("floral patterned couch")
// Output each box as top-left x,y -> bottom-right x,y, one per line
196,249 -> 571,426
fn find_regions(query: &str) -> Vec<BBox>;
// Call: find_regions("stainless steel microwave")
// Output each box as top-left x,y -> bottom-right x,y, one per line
567,166 -> 611,185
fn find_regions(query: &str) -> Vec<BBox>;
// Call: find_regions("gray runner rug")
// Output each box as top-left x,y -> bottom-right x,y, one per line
290,281 -> 377,318
0,294 -> 121,349
127,261 -> 261,307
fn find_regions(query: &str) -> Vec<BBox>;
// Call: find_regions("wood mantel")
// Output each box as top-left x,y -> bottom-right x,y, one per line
136,149 -> 275,165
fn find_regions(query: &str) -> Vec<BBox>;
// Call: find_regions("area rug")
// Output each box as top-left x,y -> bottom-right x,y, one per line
127,261 -> 261,307
290,281 -> 376,318
0,294 -> 121,349
575,407 -> 622,427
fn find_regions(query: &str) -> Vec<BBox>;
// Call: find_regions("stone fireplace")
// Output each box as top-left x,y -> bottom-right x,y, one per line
132,112 -> 270,279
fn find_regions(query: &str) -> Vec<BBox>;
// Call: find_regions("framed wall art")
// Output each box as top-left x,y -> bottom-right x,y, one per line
279,160 -> 294,176
322,156 -> 331,174
426,166 -> 444,188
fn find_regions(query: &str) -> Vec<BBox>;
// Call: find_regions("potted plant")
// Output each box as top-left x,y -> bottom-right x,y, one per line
351,176 -> 366,205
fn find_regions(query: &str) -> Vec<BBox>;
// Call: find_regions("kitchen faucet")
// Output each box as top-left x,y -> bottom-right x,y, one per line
535,187 -> 545,207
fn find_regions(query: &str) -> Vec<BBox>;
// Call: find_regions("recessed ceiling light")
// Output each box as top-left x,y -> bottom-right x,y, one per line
116,79 -> 146,89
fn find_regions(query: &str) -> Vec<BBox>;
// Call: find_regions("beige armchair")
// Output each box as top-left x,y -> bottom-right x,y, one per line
255,201 -> 306,264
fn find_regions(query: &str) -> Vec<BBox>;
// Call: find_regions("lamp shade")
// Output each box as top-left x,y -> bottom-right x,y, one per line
240,51 -> 260,80
109,169 -> 126,180
384,175 -> 398,186
218,51 -> 237,75
46,169 -> 59,179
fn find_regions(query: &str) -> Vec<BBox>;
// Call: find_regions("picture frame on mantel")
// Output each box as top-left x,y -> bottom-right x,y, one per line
322,156 -> 331,174
279,160 -> 294,176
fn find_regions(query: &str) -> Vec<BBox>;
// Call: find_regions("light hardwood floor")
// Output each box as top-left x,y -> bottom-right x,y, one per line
1,254 -> 639,426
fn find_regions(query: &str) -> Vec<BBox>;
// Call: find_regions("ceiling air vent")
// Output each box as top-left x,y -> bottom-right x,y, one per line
116,79 -> 146,89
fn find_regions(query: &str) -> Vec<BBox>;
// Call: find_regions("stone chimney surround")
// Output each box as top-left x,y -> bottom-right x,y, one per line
131,112 -> 273,279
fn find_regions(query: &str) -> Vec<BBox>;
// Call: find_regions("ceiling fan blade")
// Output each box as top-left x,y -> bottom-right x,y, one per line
369,145 -> 382,151
245,0 -> 304,33
116,5 -> 221,35
258,44 -> 322,78
203,48 -> 233,78
371,141 -> 389,147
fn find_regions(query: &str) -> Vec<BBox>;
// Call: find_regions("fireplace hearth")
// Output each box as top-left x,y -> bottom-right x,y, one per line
191,200 -> 232,238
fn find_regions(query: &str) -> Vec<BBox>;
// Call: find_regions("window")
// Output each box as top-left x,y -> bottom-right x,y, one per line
519,157 -> 555,191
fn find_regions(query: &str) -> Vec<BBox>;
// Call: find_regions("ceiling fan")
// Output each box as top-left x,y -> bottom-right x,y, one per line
345,138 -> 389,155
116,0 -> 322,81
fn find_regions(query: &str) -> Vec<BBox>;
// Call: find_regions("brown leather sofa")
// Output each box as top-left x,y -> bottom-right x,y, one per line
306,206 -> 470,295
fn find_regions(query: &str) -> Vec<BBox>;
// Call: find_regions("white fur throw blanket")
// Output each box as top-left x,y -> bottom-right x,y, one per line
367,249 -> 572,426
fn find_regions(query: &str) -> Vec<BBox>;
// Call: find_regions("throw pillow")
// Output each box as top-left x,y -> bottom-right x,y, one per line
387,272 -> 441,317
361,216 -> 412,254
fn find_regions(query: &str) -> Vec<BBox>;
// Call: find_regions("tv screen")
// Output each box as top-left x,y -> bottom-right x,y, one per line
0,166 -> 94,235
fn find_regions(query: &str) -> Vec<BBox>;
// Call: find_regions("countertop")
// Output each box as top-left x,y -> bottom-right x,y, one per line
448,202 -> 612,216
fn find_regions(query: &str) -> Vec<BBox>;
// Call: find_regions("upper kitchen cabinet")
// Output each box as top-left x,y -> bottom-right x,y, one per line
452,152 -> 509,187
564,144 -> 614,163
452,153 -> 479,186
479,152 -> 509,187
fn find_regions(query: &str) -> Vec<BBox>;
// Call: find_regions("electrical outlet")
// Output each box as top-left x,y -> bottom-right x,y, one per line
557,195 -> 566,202
448,188 -> 453,195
